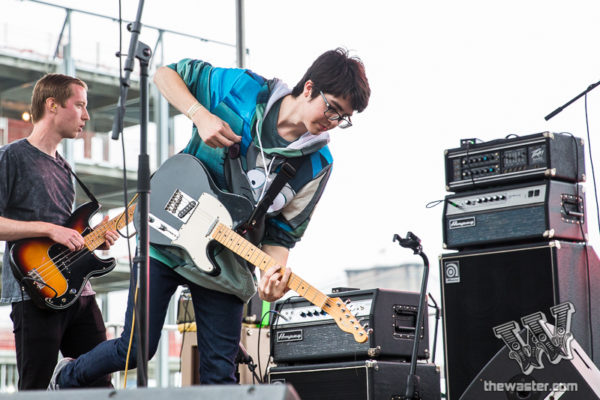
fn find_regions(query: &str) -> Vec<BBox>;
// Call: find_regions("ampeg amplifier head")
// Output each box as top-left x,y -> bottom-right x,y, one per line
443,180 -> 587,250
444,131 -> 585,192
270,288 -> 429,364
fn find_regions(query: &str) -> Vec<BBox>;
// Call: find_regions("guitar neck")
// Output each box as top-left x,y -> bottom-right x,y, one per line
84,204 -> 137,251
211,222 -> 328,309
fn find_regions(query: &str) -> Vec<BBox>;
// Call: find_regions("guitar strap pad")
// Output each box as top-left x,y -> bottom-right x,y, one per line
224,146 -> 305,237
68,167 -> 99,205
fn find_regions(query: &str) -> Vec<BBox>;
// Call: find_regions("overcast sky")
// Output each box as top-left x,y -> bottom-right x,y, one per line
2,0 -> 600,313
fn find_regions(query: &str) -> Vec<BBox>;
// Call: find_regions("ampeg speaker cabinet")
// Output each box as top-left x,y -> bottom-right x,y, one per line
268,360 -> 441,400
460,334 -> 600,399
271,289 -> 429,364
440,241 -> 600,400
444,131 -> 585,192
443,180 -> 587,250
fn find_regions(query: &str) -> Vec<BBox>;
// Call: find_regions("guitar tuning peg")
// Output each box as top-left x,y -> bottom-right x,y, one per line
345,299 -> 352,304
366,327 -> 373,335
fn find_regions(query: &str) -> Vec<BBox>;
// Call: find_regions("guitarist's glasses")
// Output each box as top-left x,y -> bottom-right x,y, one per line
320,91 -> 352,129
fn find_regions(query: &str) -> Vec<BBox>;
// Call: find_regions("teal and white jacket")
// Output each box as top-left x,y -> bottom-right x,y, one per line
151,59 -> 333,301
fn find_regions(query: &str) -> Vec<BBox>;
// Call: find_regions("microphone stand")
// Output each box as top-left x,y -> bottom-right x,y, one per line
545,79 -> 600,121
393,232 -> 429,400
110,0 -> 151,387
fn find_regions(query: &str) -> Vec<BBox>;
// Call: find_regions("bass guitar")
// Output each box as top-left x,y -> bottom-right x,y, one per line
10,203 -> 136,310
139,154 -> 368,343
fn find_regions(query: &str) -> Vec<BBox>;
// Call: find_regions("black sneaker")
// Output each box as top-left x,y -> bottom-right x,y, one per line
47,357 -> 74,390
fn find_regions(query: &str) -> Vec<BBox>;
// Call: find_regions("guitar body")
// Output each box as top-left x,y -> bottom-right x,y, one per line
136,155 -> 369,343
9,202 -> 116,310
137,153 -> 254,276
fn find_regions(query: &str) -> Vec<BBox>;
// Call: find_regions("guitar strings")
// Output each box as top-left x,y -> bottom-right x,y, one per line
30,208 -> 135,288
33,202 -> 192,286
33,217 -> 119,278
33,203 -> 364,338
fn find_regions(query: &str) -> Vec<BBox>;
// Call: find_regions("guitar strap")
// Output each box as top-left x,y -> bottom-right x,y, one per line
68,167 -> 99,205
244,155 -> 304,232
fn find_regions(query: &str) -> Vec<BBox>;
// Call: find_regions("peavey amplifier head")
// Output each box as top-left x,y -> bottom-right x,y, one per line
270,288 -> 429,365
444,131 -> 585,192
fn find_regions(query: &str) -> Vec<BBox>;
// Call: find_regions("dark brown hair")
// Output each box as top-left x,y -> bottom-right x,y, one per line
31,73 -> 87,123
291,48 -> 370,113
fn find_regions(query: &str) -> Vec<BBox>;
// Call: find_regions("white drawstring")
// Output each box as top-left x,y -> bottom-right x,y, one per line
254,116 -> 275,202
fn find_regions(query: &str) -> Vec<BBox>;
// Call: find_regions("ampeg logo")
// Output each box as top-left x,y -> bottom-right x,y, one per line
276,330 -> 303,343
449,217 -> 476,229
493,302 -> 575,375
444,261 -> 460,284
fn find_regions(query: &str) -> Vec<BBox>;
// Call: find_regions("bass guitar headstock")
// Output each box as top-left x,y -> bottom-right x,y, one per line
323,296 -> 369,343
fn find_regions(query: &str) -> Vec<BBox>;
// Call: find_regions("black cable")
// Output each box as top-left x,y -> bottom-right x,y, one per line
584,94 -> 600,233
18,286 -> 25,391
258,298 -> 296,383
427,292 -> 441,365
425,199 -> 443,208
582,95 -> 598,360
115,3 -> 138,377
177,289 -> 192,378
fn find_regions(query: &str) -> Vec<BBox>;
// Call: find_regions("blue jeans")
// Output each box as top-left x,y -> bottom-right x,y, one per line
58,257 -> 244,387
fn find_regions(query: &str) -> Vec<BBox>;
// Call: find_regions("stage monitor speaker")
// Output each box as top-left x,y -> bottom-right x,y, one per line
440,241 -> 600,400
460,335 -> 600,399
0,385 -> 300,400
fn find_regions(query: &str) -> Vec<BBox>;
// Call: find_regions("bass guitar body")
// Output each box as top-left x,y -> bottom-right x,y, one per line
10,202 -> 116,310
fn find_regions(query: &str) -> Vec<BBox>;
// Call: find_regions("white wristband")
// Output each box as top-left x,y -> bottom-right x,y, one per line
186,102 -> 202,120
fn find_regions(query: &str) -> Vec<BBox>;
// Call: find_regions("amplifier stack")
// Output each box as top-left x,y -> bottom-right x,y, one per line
268,289 -> 441,399
440,131 -> 600,400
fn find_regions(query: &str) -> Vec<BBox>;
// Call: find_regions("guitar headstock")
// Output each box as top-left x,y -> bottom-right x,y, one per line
323,296 -> 369,343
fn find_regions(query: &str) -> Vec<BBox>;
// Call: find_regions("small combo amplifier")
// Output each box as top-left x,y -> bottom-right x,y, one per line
443,180 -> 586,250
268,360 -> 441,400
444,132 -> 585,192
271,289 -> 429,364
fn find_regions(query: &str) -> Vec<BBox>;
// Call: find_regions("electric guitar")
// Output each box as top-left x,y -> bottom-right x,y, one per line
139,154 -> 369,343
9,203 -> 136,310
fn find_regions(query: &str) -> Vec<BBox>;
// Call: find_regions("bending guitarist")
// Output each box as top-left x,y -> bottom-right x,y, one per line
0,74 -> 119,390
50,48 -> 371,388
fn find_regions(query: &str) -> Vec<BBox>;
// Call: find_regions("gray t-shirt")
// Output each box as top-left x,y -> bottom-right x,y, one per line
0,138 -> 93,303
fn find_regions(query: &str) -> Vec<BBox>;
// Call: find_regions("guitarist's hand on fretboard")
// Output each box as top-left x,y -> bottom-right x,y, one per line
95,215 -> 119,251
259,264 -> 292,302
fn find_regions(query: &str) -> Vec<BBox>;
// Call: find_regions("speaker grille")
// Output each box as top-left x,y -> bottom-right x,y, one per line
440,241 -> 595,400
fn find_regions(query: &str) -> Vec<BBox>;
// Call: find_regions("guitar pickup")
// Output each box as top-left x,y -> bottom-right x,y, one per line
148,213 -> 179,241
178,200 -> 197,219
165,189 -> 198,223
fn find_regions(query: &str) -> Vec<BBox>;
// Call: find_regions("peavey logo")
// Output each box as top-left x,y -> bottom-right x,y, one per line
449,217 -> 476,229
531,146 -> 546,163
277,330 -> 303,343
493,302 -> 575,375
